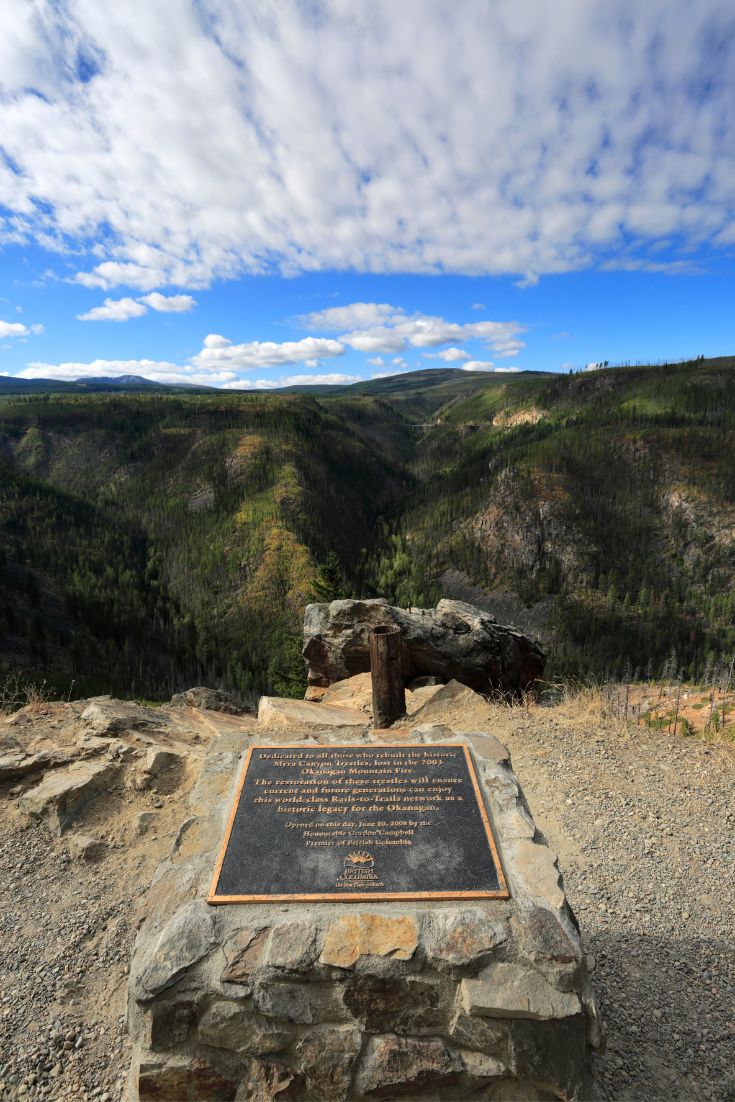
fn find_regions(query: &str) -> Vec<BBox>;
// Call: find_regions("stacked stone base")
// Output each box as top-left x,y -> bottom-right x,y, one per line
126,721 -> 600,1101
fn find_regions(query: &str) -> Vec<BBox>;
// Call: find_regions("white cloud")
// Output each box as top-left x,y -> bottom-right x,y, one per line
245,373 -> 358,390
298,303 -> 401,330
342,326 -> 406,354
1,3 -> 732,286
192,334 -> 345,371
460,361 -> 519,374
18,358 -> 236,387
471,303 -> 486,311
16,353 -> 356,389
77,296 -> 147,322
77,291 -> 196,321
367,356 -> 385,367
514,272 -> 540,289
141,292 -> 196,313
332,304 -> 526,356
0,320 -> 44,339
433,347 -> 471,362
491,339 -> 526,359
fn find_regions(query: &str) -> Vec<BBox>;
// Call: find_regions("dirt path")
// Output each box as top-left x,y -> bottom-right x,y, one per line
491,707 -> 735,1101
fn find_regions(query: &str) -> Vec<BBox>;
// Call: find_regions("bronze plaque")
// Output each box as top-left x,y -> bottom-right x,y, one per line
209,743 -> 508,903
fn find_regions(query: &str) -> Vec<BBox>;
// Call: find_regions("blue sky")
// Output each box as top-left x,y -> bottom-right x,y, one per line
1,1 -> 734,389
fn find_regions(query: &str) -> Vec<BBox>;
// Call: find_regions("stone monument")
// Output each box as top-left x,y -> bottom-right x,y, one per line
126,610 -> 599,1101
126,603 -> 599,1102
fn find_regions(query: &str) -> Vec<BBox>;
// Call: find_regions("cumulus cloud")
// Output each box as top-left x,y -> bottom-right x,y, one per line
326,303 -> 526,356
21,331 -> 348,388
141,292 -> 196,313
432,347 -> 471,362
77,297 -> 147,322
243,373 -> 359,390
460,361 -> 520,373
514,273 -> 540,289
16,348 -> 354,388
1,2 -> 733,287
298,303 -> 401,330
342,327 -> 406,354
77,291 -> 196,321
0,321 -> 44,339
18,358 -> 235,387
192,334 -> 345,371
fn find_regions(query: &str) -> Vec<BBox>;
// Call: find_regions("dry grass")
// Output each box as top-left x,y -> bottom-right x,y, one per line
0,673 -> 55,716
541,680 -> 634,735
480,679 -> 632,737
523,677 -> 735,747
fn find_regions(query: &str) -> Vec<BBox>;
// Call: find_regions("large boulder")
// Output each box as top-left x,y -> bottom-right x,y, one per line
168,686 -> 251,715
303,598 -> 545,695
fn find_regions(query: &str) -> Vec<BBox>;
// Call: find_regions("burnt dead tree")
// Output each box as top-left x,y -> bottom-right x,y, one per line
369,624 -> 406,728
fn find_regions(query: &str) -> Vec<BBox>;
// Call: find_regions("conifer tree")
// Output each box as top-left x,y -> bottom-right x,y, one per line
312,552 -> 348,602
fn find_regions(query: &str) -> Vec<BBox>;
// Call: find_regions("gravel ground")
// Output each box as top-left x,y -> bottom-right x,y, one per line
1,700 -> 733,1101
0,699 -> 223,1102
500,713 -> 735,1102
0,816 -> 133,1102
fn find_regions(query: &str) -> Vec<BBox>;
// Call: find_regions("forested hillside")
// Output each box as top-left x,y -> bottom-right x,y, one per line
376,358 -> 735,679
0,391 -> 412,698
1,358 -> 734,699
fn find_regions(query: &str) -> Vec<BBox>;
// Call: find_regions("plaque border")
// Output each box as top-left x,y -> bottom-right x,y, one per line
208,743 -> 509,904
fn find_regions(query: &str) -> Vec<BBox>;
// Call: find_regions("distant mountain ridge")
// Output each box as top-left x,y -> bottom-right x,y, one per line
77,374 -> 159,386
0,374 -> 215,394
0,366 -> 547,401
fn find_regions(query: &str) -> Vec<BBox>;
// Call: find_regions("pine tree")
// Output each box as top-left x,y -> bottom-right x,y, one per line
312,552 -> 349,603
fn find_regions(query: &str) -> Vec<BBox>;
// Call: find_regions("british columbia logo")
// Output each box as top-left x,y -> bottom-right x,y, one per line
335,851 -> 384,889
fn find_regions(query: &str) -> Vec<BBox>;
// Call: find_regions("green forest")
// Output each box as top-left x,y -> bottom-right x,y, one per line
1,357 -> 734,702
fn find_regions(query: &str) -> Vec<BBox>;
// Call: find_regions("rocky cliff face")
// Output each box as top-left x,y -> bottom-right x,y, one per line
468,467 -> 589,591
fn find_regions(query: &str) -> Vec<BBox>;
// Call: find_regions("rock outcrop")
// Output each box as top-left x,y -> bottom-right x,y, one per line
303,598 -> 545,695
168,687 -> 251,715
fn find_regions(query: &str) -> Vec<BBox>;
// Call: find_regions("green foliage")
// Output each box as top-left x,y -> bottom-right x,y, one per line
267,631 -> 308,699
1,357 -> 734,699
0,390 -> 410,700
312,552 -> 349,602
362,357 -> 735,680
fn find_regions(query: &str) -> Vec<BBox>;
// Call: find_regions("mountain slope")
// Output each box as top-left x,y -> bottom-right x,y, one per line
1,359 -> 734,697
0,391 -> 412,697
382,358 -> 735,677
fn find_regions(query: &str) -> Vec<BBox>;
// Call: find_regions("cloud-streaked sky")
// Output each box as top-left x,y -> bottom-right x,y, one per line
1,0 -> 734,388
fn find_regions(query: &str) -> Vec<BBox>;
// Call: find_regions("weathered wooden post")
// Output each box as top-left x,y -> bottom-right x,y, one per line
369,624 -> 406,728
